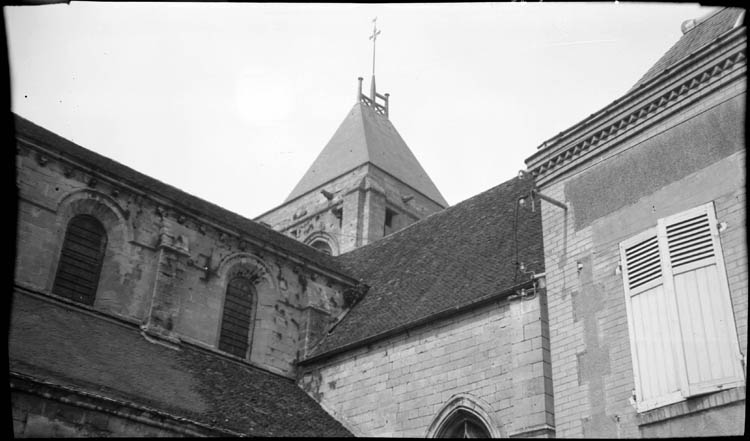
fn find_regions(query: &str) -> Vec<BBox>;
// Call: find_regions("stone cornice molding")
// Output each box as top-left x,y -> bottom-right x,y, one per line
526,27 -> 746,185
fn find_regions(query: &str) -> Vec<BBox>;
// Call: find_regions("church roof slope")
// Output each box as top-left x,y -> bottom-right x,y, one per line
306,176 -> 543,359
629,7 -> 744,91
285,102 -> 448,207
13,114 -> 354,281
9,292 -> 353,437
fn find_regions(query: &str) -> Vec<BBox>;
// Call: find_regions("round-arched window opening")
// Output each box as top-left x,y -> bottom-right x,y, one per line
436,410 -> 491,438
310,240 -> 333,255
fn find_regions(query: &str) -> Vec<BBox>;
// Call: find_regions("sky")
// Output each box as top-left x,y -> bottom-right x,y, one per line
5,2 -> 714,219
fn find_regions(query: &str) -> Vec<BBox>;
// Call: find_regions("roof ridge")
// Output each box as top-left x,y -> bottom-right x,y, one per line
695,6 -> 728,26
628,7 -> 740,92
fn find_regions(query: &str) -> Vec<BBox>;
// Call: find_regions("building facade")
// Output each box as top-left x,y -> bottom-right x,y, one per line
297,176 -> 551,437
256,78 -> 448,256
11,114 -> 358,436
525,7 -> 746,437
10,7 -> 746,438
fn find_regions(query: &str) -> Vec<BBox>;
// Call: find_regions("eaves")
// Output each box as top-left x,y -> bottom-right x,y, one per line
298,279 -> 538,366
525,26 -> 746,187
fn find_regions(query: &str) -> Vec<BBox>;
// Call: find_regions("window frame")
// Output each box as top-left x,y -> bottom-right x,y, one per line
217,274 -> 257,359
52,214 -> 108,306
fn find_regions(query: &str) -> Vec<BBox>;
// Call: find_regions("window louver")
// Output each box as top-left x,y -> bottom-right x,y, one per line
620,202 -> 744,412
53,215 -> 107,306
666,213 -> 714,268
625,235 -> 661,290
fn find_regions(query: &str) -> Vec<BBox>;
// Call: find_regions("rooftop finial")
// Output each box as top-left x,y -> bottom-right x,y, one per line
369,17 -> 381,78
359,18 -> 389,118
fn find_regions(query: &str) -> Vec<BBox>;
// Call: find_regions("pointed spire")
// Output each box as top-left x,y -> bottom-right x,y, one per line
285,101 -> 447,207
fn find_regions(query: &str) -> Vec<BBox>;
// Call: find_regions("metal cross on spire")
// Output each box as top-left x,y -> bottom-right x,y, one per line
369,17 -> 381,77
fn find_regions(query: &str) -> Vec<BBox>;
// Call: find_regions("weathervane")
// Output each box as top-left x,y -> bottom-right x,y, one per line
369,17 -> 381,77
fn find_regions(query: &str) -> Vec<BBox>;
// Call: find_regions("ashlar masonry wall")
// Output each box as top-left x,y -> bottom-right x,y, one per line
256,164 -> 444,255
299,292 -> 555,437
535,79 -> 746,437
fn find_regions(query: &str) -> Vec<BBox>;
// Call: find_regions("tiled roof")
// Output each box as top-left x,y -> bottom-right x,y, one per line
630,7 -> 744,90
13,113 -> 354,281
308,176 -> 543,359
9,292 -> 352,437
285,102 -> 448,207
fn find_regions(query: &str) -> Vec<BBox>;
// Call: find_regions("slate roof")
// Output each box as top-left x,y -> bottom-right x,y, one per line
630,7 -> 745,91
13,114 -> 353,281
285,102 -> 448,207
9,292 -> 352,437
307,176 -> 543,359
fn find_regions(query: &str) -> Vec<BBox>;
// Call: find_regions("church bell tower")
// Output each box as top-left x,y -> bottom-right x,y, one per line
255,20 -> 447,255
255,77 -> 447,255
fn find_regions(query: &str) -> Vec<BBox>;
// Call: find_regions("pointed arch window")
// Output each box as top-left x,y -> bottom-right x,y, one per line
52,214 -> 107,306
218,276 -> 256,358
436,410 -> 491,438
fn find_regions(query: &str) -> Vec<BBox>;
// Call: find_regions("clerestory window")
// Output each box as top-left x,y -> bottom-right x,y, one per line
619,202 -> 744,412
218,276 -> 256,359
52,214 -> 107,306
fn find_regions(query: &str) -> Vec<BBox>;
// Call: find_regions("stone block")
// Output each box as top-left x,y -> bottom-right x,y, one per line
83,409 -> 110,430
25,414 -> 81,437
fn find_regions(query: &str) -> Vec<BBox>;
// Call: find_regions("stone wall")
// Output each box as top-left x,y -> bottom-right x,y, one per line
534,75 -> 746,436
11,375 -> 227,437
14,137 -> 354,377
298,291 -> 554,437
256,164 -> 445,255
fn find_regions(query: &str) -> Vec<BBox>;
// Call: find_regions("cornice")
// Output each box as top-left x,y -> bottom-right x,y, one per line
526,28 -> 746,185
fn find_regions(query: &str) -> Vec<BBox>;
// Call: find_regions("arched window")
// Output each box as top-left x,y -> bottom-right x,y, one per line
436,410 -> 491,438
218,276 -> 256,358
310,240 -> 333,255
52,214 -> 108,306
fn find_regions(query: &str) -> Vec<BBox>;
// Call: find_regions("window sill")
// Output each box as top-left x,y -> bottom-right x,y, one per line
636,386 -> 746,426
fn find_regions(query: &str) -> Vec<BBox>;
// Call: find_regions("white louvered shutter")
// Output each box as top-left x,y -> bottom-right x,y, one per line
620,228 -> 685,411
657,202 -> 744,396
